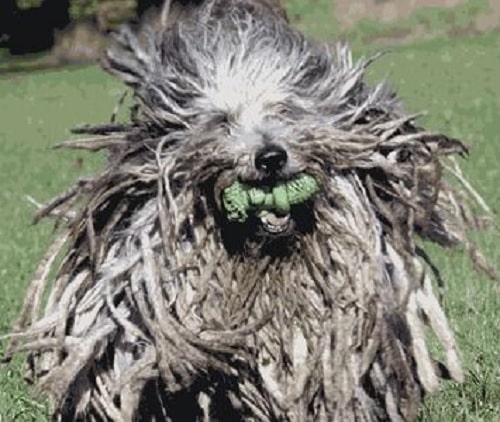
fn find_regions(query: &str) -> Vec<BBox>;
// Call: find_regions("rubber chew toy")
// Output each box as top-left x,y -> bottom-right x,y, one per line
222,173 -> 319,222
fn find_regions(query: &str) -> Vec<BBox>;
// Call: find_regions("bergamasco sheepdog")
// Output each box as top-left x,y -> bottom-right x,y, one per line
3,1 -> 493,420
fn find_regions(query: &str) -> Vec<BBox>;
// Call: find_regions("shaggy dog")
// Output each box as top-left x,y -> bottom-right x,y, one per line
3,0 -> 493,420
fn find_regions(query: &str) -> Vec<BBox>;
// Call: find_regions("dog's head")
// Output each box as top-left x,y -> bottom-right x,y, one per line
102,0 -> 417,250
87,0 -> 470,262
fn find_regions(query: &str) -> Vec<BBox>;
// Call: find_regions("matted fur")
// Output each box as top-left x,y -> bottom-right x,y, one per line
3,1 -> 495,420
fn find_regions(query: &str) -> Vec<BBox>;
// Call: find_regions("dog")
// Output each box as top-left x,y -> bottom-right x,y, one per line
4,1 -> 490,420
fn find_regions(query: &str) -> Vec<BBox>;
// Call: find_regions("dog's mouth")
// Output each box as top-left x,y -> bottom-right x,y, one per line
221,173 -> 319,235
258,210 -> 291,234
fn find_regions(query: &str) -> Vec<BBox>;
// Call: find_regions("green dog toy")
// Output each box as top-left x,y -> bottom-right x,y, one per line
222,173 -> 319,223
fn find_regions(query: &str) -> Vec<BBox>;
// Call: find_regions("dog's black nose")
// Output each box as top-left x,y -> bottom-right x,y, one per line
255,145 -> 288,173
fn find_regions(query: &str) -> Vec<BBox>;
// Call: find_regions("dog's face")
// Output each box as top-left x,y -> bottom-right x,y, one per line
175,115 -> 319,244
187,82 -> 331,241
120,10 -> 399,244
195,88 -> 321,238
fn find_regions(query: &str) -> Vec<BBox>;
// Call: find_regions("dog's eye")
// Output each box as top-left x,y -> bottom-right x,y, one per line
272,103 -> 300,122
206,113 -> 233,129
275,104 -> 292,116
213,113 -> 230,125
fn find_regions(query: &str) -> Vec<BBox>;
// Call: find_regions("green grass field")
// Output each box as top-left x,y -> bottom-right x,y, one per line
0,16 -> 499,422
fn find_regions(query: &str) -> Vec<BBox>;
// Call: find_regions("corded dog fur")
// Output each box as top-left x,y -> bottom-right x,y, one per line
4,1 -> 494,420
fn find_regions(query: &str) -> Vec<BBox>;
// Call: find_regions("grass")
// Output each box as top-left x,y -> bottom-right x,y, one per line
0,66 -> 121,420
363,33 -> 500,421
342,0 -> 492,49
0,17 -> 499,422
285,0 -> 339,39
283,0 -> 494,46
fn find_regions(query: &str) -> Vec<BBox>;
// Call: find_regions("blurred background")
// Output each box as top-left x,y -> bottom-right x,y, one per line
1,0 -> 499,70
0,1 -> 499,420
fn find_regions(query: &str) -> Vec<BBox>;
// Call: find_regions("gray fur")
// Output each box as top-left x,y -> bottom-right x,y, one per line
3,1 -> 494,421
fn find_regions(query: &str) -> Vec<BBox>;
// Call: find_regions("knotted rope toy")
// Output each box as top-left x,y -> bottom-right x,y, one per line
222,173 -> 319,222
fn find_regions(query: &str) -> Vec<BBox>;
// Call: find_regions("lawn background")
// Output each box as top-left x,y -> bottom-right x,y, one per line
0,1 -> 499,420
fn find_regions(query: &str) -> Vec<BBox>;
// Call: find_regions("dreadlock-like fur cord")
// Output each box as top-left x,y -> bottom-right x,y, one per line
3,1 -> 495,420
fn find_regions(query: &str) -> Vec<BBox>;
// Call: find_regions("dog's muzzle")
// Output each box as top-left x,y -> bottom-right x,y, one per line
221,173 -> 319,234
255,145 -> 288,175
